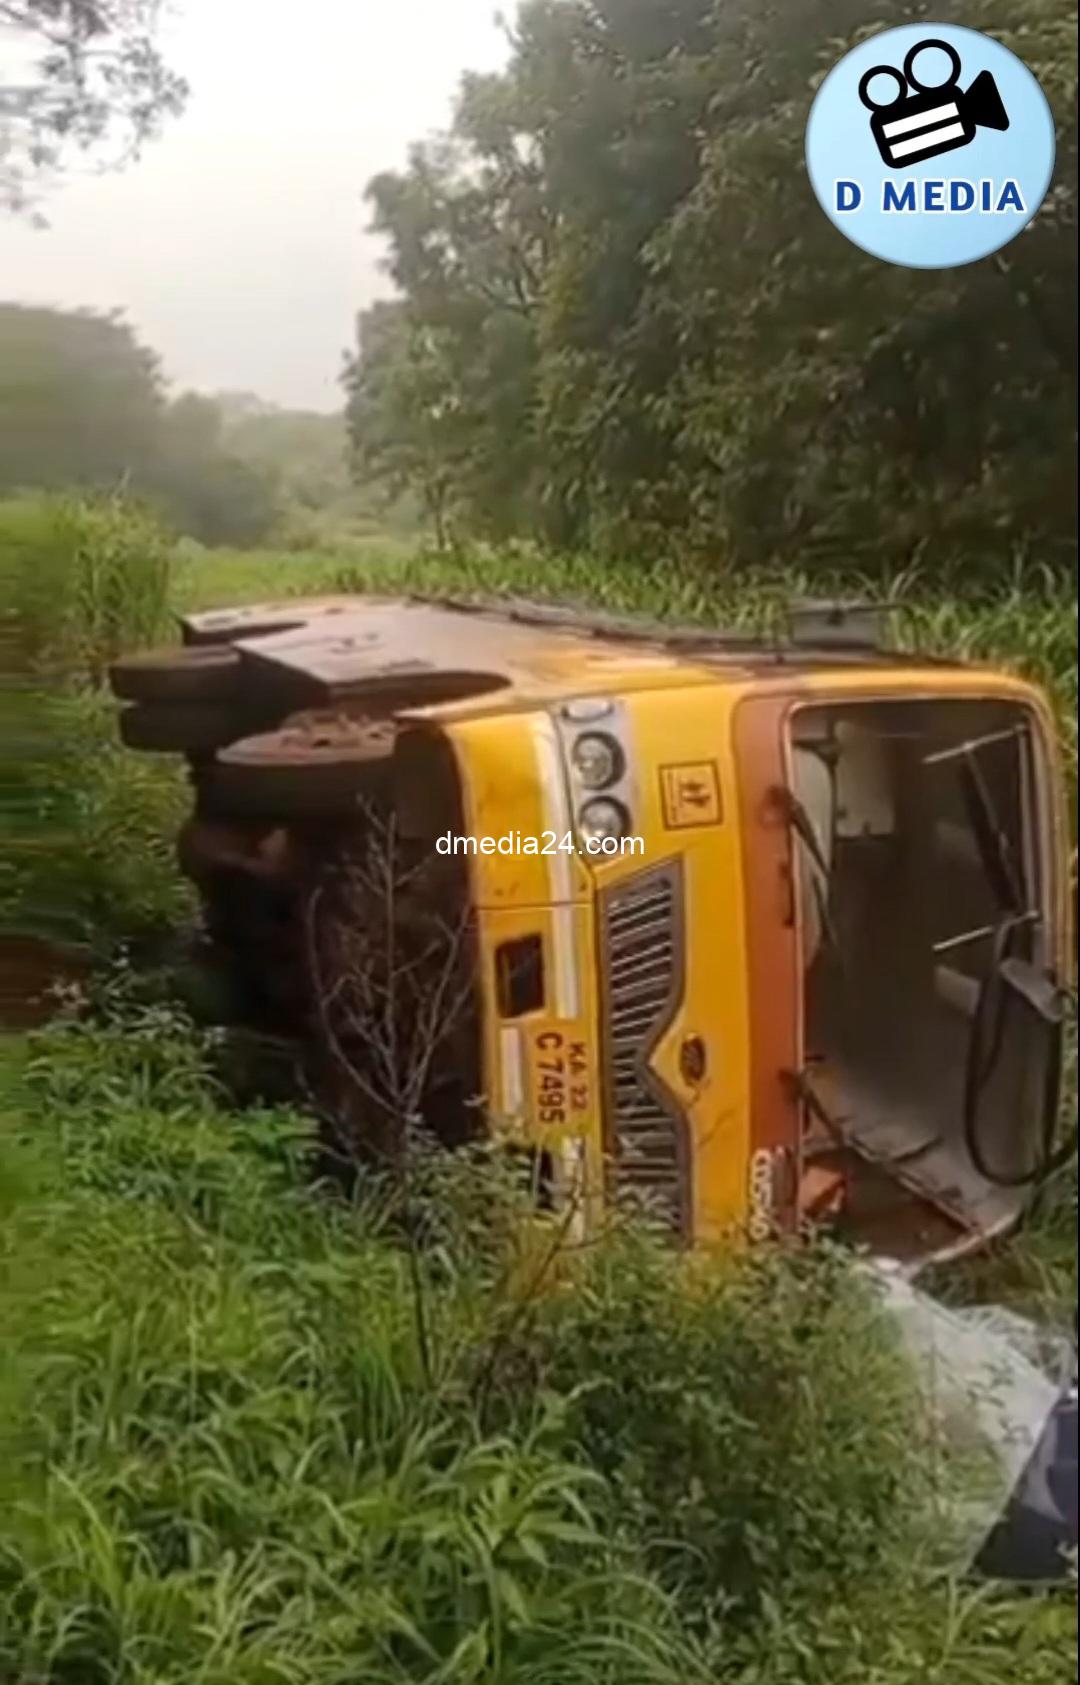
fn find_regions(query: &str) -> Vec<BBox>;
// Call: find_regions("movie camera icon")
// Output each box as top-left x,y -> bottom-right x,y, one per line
859,38 -> 1009,169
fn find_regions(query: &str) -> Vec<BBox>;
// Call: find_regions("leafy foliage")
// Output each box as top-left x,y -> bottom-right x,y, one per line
0,305 -> 164,493
151,391 -> 282,547
0,308 -> 281,545
1,488 -> 171,678
345,0 -> 1077,578
208,389 -> 413,550
1,683 -> 192,942
0,0 -> 186,214
215,392 -> 352,511
344,302 -> 472,551
0,1001 -> 1073,1682
1,492 -> 190,942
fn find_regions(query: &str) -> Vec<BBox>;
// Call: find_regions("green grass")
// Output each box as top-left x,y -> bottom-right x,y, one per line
2,686 -> 193,947
169,534 -> 417,614
0,1005 -> 1074,1684
2,495 -> 191,947
1,493 -> 173,683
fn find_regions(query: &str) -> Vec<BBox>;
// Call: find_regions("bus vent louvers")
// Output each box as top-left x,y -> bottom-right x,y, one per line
599,862 -> 689,1237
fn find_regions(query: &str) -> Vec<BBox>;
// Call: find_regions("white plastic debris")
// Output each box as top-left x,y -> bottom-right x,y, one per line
861,1258 -> 1068,1570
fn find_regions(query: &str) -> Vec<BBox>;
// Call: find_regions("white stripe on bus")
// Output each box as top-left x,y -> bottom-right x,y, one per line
529,715 -> 582,1019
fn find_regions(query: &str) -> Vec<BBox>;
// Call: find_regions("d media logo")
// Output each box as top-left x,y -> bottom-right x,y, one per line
862,36 -> 1007,169
806,24 -> 1055,267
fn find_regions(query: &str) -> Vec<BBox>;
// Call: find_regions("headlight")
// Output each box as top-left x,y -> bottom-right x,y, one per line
578,797 -> 629,844
571,731 -> 624,790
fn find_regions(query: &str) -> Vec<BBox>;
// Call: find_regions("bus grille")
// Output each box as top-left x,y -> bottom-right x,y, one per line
599,862 -> 688,1237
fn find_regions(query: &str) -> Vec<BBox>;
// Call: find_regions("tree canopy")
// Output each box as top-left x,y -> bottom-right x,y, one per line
0,0 -> 186,213
0,303 -> 280,544
0,302 -> 161,486
344,0 -> 1077,580
214,393 -> 353,513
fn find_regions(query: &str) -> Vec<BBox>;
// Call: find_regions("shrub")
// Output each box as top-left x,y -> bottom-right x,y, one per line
1,491 -> 172,683
2,687 -> 192,944
0,1010 -> 711,1683
492,1236 -> 930,1632
1,493 -> 187,943
3,1001 -> 1072,1684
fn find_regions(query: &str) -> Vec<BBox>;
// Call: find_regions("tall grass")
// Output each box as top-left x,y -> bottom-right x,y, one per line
1,688 -> 192,944
1,494 -> 190,944
1,492 -> 172,681
1,1002 -> 1073,1684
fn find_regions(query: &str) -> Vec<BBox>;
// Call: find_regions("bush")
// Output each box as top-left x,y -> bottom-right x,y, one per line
1,1001 -> 1073,1683
1,493 -> 188,944
0,1009 -> 711,1684
2,686 -> 192,945
1,491 -> 172,683
499,1238 -> 927,1628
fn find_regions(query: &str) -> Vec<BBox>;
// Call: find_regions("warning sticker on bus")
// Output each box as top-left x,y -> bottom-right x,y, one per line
659,761 -> 722,830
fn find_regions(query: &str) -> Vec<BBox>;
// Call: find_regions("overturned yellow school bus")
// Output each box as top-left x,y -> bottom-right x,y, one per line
109,595 -> 1073,1269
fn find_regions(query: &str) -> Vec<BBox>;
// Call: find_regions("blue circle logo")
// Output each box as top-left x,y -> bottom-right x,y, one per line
805,24 -> 1056,268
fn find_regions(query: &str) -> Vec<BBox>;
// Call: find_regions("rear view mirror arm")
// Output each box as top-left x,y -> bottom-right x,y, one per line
923,729 -> 1028,914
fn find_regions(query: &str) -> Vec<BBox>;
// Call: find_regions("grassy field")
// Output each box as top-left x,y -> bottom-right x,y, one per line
1,1003 -> 1075,1684
2,504 -> 1076,1682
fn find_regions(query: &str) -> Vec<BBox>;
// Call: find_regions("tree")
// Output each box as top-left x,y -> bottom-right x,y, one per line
149,390 -> 281,546
215,394 -> 352,511
346,1 -> 728,551
0,302 -> 163,488
0,307 -> 280,546
344,301 -> 473,551
640,0 -> 1078,576
345,0 -> 1077,584
504,0 -> 725,553
351,105 -> 548,544
0,1 -> 187,213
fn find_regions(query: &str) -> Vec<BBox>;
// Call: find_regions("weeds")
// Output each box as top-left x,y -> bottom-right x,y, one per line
1,492 -> 172,682
2,495 -> 189,944
0,1002 -> 1074,1683
0,1008 -> 711,1682
1,686 -> 192,944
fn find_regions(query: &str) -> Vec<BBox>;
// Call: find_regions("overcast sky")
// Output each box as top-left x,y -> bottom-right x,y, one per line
0,1 -> 509,411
